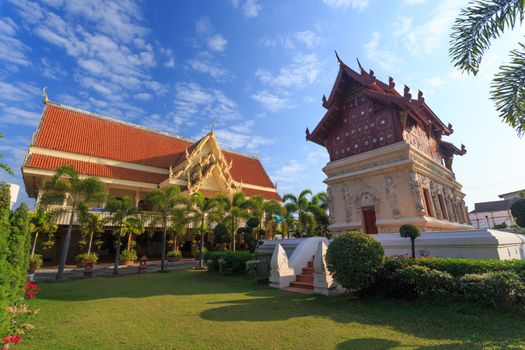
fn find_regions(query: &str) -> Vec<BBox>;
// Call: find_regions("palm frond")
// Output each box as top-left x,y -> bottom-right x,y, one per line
491,43 -> 525,136
450,0 -> 525,74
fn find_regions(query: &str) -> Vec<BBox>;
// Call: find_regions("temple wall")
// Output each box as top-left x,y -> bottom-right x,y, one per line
325,141 -> 472,235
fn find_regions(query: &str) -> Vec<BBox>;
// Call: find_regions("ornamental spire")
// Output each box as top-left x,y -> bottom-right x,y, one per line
334,50 -> 343,64
42,86 -> 48,104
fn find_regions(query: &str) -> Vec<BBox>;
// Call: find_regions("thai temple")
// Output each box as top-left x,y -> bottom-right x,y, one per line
306,53 -> 471,235
21,96 -> 279,261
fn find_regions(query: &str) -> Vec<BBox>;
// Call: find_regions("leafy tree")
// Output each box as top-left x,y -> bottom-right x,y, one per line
168,200 -> 191,253
246,195 -> 281,232
40,166 -> 105,280
79,212 -> 105,256
105,196 -> 138,275
146,185 -> 185,271
279,205 -> 294,239
191,192 -> 221,268
0,133 -> 13,175
121,216 -> 144,252
511,198 -> 525,227
399,224 -> 421,259
283,189 -> 315,237
216,192 -> 250,251
0,183 -> 10,335
29,206 -> 58,258
450,0 -> 525,135
309,191 -> 330,236
7,204 -> 30,303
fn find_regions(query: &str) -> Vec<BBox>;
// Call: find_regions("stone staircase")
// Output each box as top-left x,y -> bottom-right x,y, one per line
284,259 -> 314,294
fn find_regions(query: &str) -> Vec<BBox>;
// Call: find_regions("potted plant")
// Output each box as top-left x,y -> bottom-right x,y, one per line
28,254 -> 43,274
120,249 -> 138,265
167,250 -> 182,262
75,252 -> 99,267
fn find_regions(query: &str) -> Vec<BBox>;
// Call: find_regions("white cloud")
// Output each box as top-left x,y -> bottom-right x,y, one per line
40,57 -> 68,80
306,150 -> 328,164
423,76 -> 444,87
2,106 -> 41,126
215,128 -> 272,151
0,17 -> 31,67
270,160 -> 305,183
364,31 -> 400,71
256,53 -> 322,88
251,91 -> 291,112
0,81 -> 39,102
321,0 -> 369,11
231,0 -> 261,18
392,16 -> 412,39
403,0 -> 425,4
207,34 -> 228,52
188,52 -> 229,79
294,31 -> 323,48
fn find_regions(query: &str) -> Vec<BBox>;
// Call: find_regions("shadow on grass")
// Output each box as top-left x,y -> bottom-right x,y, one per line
35,270 -> 525,348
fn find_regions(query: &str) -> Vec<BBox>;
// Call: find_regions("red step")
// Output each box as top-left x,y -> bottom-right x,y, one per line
289,281 -> 314,290
302,267 -> 314,275
307,261 -> 313,268
295,274 -> 313,283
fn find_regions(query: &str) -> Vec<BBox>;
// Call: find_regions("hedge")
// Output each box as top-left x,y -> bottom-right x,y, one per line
384,256 -> 525,277
0,184 -> 11,336
204,251 -> 271,275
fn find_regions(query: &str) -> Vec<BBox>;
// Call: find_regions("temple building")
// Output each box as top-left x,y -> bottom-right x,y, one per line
306,54 -> 472,234
21,98 -> 279,260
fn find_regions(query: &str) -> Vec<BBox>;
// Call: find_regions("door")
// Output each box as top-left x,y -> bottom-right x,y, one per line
362,207 -> 378,234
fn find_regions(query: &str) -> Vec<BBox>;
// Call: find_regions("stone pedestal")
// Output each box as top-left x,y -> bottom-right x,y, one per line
269,243 -> 295,289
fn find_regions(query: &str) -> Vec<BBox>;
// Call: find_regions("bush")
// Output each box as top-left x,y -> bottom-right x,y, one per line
119,250 -> 138,263
460,271 -> 525,310
213,223 -> 229,246
396,265 -> 455,299
204,251 -> 271,275
511,198 -> 525,227
167,250 -> 182,258
30,254 -> 43,270
326,232 -> 384,292
75,252 -> 99,264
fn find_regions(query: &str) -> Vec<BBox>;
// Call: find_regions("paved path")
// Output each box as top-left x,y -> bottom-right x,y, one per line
33,259 -> 200,281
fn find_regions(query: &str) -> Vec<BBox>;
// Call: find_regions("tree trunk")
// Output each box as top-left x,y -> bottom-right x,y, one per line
411,239 -> 416,259
113,227 -> 122,276
199,215 -> 205,268
127,233 -> 132,251
232,213 -> 236,252
87,231 -> 93,255
56,205 -> 75,280
31,232 -> 39,259
173,235 -> 177,252
161,222 -> 167,271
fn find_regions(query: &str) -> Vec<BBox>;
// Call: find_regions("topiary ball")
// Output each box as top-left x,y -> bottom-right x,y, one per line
399,224 -> 421,240
326,231 -> 384,292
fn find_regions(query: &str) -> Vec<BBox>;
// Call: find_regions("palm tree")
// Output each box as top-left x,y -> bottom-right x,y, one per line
191,192 -> 221,268
283,189 -> 314,237
450,0 -> 525,135
29,206 -> 58,258
79,212 -> 105,256
279,205 -> 294,239
216,192 -> 250,251
169,200 -> 191,252
309,192 -> 330,236
40,165 -> 105,280
0,133 -> 13,175
121,216 -> 144,252
146,185 -> 185,271
105,195 -> 138,276
247,195 -> 281,232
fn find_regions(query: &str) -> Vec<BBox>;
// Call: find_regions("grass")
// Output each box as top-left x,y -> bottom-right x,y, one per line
20,270 -> 525,350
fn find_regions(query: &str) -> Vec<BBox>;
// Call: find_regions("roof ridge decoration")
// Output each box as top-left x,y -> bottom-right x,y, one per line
42,98 -> 260,160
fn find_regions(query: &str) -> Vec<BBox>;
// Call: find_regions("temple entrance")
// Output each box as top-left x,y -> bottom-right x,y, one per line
362,207 -> 378,234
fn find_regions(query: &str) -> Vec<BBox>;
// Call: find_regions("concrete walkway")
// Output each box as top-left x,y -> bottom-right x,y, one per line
34,259 -> 200,281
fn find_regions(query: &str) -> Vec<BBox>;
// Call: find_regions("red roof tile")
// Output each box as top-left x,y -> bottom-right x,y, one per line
33,103 -> 275,188
26,154 -> 167,184
241,187 -> 282,201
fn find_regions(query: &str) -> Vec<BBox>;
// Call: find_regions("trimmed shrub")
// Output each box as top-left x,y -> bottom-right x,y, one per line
460,271 -> 525,310
75,252 -> 99,264
204,251 -> 271,275
399,224 -> 420,258
326,232 -> 384,292
396,265 -> 455,299
119,250 -> 138,263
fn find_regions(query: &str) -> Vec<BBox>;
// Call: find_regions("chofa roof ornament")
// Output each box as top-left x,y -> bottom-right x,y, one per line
42,86 -> 48,104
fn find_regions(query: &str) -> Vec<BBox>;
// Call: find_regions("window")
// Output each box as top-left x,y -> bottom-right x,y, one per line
422,188 -> 433,217
438,194 -> 447,220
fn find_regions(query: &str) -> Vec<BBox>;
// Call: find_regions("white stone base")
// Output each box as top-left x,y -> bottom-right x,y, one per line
375,229 -> 525,260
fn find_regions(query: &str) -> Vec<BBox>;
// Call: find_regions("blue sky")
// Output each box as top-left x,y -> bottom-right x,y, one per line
0,0 -> 524,209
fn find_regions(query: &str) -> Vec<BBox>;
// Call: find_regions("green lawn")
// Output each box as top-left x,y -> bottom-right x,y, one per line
21,271 -> 525,350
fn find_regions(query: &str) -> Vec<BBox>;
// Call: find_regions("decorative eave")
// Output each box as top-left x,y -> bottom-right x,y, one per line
440,140 -> 466,156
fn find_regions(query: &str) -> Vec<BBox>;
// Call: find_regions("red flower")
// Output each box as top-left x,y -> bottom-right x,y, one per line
25,281 -> 39,299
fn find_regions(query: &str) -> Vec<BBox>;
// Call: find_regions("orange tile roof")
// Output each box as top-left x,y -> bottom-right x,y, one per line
241,187 -> 282,201
33,103 -> 276,188
26,154 -> 167,184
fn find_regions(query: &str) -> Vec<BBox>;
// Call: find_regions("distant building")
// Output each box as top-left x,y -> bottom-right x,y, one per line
468,189 -> 524,229
9,183 -> 19,210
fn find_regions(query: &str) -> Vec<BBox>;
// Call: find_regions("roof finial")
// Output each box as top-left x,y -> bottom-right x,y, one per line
388,77 -> 395,88
356,58 -> 365,74
42,86 -> 48,104
417,90 -> 424,103
335,50 -> 343,64
403,85 -> 412,100
256,152 -> 260,159
210,120 -> 215,133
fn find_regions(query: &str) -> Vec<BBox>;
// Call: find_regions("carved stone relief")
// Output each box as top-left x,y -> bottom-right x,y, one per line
353,183 -> 380,212
407,170 -> 425,214
327,186 -> 335,224
384,174 -> 400,219
341,183 -> 353,222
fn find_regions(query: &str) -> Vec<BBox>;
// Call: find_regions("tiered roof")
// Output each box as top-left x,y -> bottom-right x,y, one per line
24,101 -> 280,200
306,53 -> 460,153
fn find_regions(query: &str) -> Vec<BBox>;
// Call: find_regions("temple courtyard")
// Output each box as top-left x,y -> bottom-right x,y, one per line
20,271 -> 525,350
